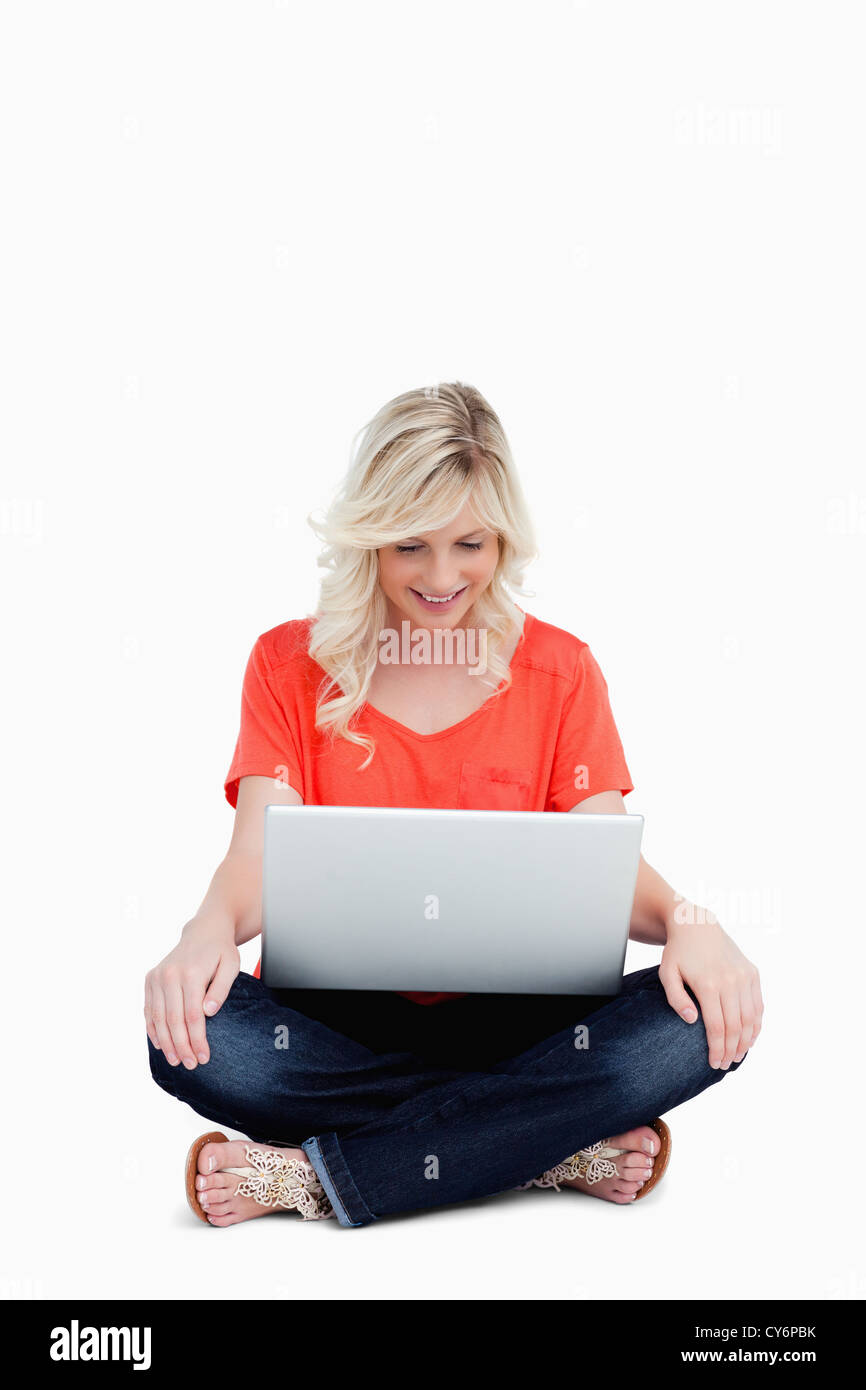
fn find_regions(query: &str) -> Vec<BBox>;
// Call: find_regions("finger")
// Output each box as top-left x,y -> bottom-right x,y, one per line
748,972 -> 764,1047
659,962 -> 699,1023
203,950 -> 238,1019
719,985 -> 742,1069
182,974 -> 209,1065
143,978 -> 160,1050
150,985 -> 179,1065
164,975 -> 195,1067
697,987 -> 725,1069
733,982 -> 756,1062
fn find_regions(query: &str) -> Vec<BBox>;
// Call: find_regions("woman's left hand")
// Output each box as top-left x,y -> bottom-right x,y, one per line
658,905 -> 764,1068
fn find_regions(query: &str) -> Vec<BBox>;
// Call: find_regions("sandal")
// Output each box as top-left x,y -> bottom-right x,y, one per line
517,1117 -> 672,1201
184,1131 -> 335,1222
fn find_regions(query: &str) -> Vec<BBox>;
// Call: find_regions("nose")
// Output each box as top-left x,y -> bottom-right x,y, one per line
421,557 -> 463,594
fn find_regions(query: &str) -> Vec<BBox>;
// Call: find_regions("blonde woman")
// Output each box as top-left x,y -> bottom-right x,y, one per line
145,382 -> 762,1227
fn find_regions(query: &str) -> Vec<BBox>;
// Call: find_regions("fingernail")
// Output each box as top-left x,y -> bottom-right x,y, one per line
182,1056 -> 196,1069
681,1007 -> 698,1022
203,1000 -> 218,1015
197,1052 -> 208,1064
167,1054 -> 179,1066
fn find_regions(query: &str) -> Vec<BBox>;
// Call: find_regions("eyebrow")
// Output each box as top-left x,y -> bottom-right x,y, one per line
399,529 -> 490,543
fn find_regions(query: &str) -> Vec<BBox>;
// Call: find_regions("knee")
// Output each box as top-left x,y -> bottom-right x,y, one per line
146,1024 -> 229,1105
611,979 -> 736,1105
661,1005 -> 750,1101
147,1034 -> 181,1096
145,972 -> 262,1093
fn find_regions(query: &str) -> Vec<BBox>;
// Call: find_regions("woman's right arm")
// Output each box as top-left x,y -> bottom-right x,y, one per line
144,775 -> 303,1069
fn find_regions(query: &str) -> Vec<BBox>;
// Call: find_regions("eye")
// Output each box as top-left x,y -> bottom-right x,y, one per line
395,541 -> 484,553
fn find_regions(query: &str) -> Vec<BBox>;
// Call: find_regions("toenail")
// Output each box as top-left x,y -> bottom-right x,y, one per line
208,1156 -> 216,1172
196,1176 -> 206,1190
643,1138 -> 654,1154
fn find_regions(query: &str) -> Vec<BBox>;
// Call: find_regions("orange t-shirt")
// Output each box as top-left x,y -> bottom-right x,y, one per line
224,609 -> 634,1004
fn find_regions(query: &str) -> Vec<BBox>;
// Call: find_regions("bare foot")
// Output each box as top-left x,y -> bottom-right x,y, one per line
194,1138 -> 318,1227
560,1124 -> 659,1204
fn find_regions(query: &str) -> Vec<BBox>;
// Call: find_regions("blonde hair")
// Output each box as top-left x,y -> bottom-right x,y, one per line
307,381 -> 538,769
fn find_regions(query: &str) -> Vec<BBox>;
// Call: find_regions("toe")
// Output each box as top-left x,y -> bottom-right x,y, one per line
202,1193 -> 235,1214
609,1125 -> 660,1156
618,1151 -> 653,1170
198,1170 -> 237,1194
197,1139 -> 247,1177
618,1153 -> 654,1181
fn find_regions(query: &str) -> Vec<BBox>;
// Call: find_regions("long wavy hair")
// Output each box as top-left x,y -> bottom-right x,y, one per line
307,382 -> 538,769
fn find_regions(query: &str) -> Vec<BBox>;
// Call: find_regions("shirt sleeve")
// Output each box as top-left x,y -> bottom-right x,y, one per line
545,643 -> 634,812
223,635 -> 305,809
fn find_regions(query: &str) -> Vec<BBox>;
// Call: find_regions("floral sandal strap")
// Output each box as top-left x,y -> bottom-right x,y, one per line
222,1146 -> 334,1220
516,1138 -> 629,1192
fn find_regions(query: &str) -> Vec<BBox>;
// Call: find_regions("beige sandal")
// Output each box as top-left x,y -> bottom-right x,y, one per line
185,1130 -> 334,1222
518,1117 -> 672,1201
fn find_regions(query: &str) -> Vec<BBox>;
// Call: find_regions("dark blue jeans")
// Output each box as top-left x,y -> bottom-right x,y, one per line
148,966 -> 745,1226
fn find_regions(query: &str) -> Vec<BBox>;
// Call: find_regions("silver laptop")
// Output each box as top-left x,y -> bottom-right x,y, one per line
261,805 -> 644,994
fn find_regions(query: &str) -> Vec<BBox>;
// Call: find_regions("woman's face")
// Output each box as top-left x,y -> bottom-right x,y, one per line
377,500 -> 500,629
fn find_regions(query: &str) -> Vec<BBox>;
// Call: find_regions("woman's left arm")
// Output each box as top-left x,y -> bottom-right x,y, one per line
570,791 -> 764,1069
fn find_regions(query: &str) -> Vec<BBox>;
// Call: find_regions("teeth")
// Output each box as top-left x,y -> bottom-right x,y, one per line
419,589 -> 460,603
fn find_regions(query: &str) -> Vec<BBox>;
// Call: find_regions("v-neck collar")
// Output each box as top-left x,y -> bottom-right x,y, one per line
362,609 -> 535,742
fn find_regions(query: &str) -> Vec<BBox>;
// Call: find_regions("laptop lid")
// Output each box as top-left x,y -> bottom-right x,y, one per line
261,805 -> 643,995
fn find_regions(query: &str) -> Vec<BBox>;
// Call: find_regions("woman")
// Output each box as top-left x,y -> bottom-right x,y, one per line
145,381 -> 762,1228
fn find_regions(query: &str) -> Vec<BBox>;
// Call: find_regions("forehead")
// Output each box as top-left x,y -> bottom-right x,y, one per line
415,501 -> 488,539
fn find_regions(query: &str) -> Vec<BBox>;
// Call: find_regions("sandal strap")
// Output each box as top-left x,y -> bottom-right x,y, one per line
516,1137 -> 624,1192
225,1147 -> 334,1220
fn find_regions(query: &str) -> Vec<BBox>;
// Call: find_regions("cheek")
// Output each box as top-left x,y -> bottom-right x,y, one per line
470,550 -> 498,583
377,554 -> 405,590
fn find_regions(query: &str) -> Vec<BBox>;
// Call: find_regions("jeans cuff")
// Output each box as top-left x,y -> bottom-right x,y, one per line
302,1133 -> 376,1228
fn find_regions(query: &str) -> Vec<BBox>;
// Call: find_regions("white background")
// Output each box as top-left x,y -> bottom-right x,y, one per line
2,0 -> 863,1301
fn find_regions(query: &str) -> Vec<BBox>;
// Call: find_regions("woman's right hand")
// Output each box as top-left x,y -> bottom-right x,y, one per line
144,916 -> 240,1069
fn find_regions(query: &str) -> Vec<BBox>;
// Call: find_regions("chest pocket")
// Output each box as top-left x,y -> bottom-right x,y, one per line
457,761 -> 534,812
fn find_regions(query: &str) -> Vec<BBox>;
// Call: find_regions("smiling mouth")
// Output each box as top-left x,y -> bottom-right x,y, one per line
409,586 -> 468,604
